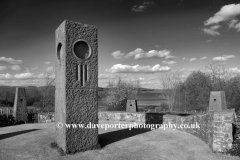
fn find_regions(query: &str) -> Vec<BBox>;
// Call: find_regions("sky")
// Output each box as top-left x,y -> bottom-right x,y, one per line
0,0 -> 240,89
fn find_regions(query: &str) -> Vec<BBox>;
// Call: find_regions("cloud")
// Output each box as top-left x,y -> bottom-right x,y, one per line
203,4 -> 240,34
182,57 -> 186,60
206,40 -> 212,42
188,69 -> 197,72
162,61 -> 176,65
0,79 -> 43,87
112,48 -> 174,60
45,62 -> 50,64
46,66 -> 54,72
106,64 -> 170,74
235,22 -> 240,31
0,66 -> 7,71
228,19 -> 239,28
14,72 -> 35,79
11,65 -> 21,71
98,74 -> 116,80
180,68 -> 187,71
190,58 -> 197,62
30,67 -> 38,71
205,4 -> 240,26
200,56 -> 207,60
0,73 -> 12,79
202,25 -> 220,36
112,51 -> 126,59
0,57 -> 22,64
0,65 -> 21,71
212,55 -> 235,61
131,1 -> 154,12
0,72 -> 44,80
228,67 -> 240,73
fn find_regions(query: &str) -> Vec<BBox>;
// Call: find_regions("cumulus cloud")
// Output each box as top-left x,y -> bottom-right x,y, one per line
45,62 -> 50,64
206,40 -> 212,42
203,4 -> 240,35
11,65 -> 21,71
112,48 -> 174,60
0,57 -> 22,64
228,67 -> 240,73
14,72 -> 35,79
212,55 -> 235,61
200,56 -> 207,60
0,65 -> 21,71
182,57 -> 186,60
0,72 -> 45,80
0,66 -> 7,71
131,1 -> 154,12
190,58 -> 197,62
0,73 -> 12,79
162,61 -> 176,65
106,64 -> 170,74
205,4 -> 240,26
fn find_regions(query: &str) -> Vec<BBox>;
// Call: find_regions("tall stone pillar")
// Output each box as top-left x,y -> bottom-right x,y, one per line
13,87 -> 27,122
55,20 -> 99,154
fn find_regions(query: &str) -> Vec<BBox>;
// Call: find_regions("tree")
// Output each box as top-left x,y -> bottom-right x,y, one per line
105,77 -> 141,110
41,67 -> 55,112
205,61 -> 229,91
225,75 -> 240,111
158,71 -> 182,112
183,71 -> 212,111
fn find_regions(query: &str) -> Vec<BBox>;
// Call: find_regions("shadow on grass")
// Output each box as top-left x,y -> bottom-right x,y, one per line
0,129 -> 40,140
99,128 -> 151,147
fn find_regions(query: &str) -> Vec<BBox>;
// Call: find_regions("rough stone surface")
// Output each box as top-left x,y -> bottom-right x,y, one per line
209,91 -> 227,111
99,110 -> 236,153
98,111 -> 145,122
163,110 -> 236,152
126,100 -> 138,112
13,87 -> 27,123
55,20 -> 99,154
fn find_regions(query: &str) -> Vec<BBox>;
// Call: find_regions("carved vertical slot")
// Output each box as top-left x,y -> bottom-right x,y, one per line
80,65 -> 83,86
84,65 -> 88,82
77,65 -> 80,81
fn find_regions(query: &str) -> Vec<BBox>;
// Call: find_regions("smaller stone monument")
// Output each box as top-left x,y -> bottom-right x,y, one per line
126,100 -> 138,112
13,87 -> 27,122
209,91 -> 227,111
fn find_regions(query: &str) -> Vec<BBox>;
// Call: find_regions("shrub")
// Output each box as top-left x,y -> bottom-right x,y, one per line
105,77 -> 140,109
0,115 -> 16,127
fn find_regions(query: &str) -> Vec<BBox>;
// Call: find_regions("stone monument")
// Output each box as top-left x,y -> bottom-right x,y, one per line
209,91 -> 227,111
13,87 -> 27,122
55,20 -> 99,154
126,100 -> 138,112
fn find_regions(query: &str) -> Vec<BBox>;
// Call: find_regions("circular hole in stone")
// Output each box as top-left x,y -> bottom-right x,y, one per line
20,99 -> 23,102
73,41 -> 91,59
57,43 -> 62,61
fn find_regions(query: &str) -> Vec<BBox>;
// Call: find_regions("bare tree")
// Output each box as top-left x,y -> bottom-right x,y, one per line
41,67 -> 55,112
159,71 -> 182,112
106,77 -> 141,108
205,61 -> 229,91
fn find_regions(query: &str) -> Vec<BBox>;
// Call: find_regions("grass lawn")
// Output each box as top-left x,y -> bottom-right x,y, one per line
0,121 -> 239,160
